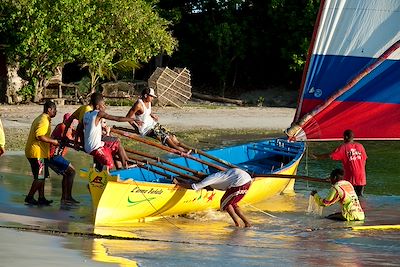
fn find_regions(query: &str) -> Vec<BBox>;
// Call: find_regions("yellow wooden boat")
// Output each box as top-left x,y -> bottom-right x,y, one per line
83,138 -> 305,226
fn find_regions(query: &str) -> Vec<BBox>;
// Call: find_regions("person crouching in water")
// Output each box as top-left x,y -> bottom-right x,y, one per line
174,168 -> 252,227
311,168 -> 365,221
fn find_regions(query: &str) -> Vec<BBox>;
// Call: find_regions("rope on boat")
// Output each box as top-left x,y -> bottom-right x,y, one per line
243,202 -> 279,219
103,164 -> 176,228
305,143 -> 310,189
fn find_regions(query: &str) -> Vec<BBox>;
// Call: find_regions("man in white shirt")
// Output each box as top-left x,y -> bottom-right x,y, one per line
174,168 -> 252,227
126,88 -> 189,153
83,93 -> 136,171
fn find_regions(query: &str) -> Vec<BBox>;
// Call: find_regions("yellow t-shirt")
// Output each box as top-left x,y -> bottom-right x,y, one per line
72,105 -> 93,123
0,119 -> 5,148
25,113 -> 52,159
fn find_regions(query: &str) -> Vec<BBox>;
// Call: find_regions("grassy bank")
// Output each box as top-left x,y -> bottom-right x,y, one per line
4,128 -> 284,152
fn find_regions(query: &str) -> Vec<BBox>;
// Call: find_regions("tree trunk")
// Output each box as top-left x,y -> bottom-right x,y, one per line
6,64 -> 25,104
34,78 -> 45,102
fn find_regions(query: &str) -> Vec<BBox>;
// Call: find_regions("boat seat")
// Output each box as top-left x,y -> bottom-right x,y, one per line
238,158 -> 283,173
247,146 -> 296,157
255,144 -> 299,155
252,142 -> 300,155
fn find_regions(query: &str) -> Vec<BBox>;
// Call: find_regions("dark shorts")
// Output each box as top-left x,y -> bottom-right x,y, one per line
326,212 -> 346,221
353,185 -> 364,197
48,155 -> 70,175
147,123 -> 172,145
220,181 -> 251,211
27,158 -> 49,180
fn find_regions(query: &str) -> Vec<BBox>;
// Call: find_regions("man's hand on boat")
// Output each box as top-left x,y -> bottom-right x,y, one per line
173,178 -> 212,191
173,178 -> 191,189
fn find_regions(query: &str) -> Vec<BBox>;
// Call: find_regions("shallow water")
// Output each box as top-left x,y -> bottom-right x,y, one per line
0,138 -> 399,266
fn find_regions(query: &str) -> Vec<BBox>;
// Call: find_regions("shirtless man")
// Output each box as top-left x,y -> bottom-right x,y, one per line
126,88 -> 189,153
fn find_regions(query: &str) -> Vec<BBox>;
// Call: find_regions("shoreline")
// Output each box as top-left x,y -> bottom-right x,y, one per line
0,104 -> 295,151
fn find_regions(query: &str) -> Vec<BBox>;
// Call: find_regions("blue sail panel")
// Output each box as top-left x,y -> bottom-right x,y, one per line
291,0 -> 400,140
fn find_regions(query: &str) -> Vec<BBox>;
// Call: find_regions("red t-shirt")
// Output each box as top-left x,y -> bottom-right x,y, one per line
330,142 -> 367,186
50,123 -> 74,157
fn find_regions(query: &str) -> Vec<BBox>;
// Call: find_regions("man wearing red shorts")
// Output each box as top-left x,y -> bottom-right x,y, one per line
83,93 -> 136,171
174,168 -> 252,227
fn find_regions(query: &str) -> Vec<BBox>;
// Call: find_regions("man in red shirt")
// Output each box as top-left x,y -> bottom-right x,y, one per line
49,113 -> 79,206
312,129 -> 367,196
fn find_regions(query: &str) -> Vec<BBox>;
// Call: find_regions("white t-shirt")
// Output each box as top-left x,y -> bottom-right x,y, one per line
83,110 -> 103,153
135,99 -> 156,135
192,168 -> 252,191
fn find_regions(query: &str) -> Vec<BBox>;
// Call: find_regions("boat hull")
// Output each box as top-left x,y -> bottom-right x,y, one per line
85,139 -> 305,226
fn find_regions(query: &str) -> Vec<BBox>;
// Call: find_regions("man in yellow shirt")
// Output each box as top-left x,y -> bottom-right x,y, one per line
62,103 -> 93,150
25,101 -> 59,205
0,118 -> 5,156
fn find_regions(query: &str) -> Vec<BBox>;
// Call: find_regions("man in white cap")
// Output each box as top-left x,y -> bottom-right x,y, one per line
126,87 -> 189,153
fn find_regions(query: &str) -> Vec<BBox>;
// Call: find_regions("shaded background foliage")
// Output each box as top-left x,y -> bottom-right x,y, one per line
0,0 -> 320,101
153,0 -> 320,96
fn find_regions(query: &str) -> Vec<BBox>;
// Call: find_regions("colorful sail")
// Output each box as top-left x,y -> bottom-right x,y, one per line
286,0 -> 400,141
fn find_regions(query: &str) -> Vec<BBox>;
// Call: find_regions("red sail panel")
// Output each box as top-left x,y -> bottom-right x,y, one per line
300,101 -> 400,141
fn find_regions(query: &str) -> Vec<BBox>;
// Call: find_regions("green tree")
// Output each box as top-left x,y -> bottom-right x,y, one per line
80,0 -> 177,91
0,0 -> 177,100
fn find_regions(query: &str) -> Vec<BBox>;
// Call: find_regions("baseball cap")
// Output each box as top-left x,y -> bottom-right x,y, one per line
148,88 -> 157,97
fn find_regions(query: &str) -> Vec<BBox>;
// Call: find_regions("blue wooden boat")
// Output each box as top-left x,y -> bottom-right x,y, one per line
84,137 -> 306,226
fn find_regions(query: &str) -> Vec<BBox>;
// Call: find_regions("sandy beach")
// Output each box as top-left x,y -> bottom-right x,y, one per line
0,104 -> 295,130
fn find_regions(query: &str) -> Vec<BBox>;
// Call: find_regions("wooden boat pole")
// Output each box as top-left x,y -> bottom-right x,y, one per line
131,160 -> 175,180
125,147 -> 207,178
111,127 -> 227,172
130,159 -> 199,185
128,154 -> 201,181
179,143 -> 239,169
254,173 -> 330,183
